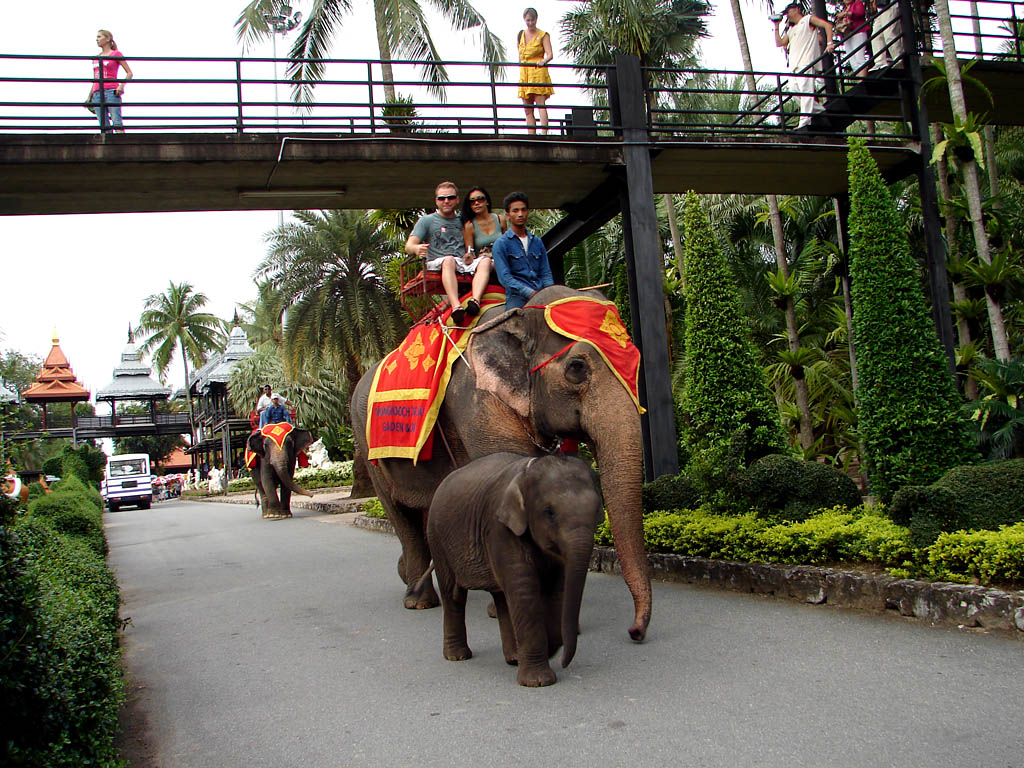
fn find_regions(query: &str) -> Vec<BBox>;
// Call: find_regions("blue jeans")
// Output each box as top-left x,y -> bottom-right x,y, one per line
91,88 -> 122,131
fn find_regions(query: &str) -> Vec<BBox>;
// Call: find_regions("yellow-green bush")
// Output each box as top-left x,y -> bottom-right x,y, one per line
925,523 -> 1024,584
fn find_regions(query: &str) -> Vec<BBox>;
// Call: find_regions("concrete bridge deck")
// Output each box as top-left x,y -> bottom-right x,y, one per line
0,133 -> 917,216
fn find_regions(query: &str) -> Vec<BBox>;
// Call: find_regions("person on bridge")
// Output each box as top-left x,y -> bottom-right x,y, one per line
88,29 -> 133,134
491,191 -> 554,310
774,2 -> 835,128
260,394 -> 292,428
406,181 -> 493,326
837,0 -> 871,77
517,8 -> 555,135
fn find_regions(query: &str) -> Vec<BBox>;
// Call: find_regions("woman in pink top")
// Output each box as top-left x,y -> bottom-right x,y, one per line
87,29 -> 133,133
837,0 -> 870,76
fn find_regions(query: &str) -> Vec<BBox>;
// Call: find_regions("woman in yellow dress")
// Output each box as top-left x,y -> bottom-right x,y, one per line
517,7 -> 554,134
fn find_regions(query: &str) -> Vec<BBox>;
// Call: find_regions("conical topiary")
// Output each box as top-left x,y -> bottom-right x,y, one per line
846,138 -> 977,501
679,191 -> 785,485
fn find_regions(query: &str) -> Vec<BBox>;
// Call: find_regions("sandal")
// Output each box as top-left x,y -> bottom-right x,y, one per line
465,299 -> 481,317
450,308 -> 466,326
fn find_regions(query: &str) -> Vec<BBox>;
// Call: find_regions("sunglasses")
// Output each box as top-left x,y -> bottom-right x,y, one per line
468,196 -> 487,203
436,194 -> 457,201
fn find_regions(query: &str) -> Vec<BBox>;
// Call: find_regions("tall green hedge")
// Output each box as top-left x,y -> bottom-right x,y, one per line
679,191 -> 785,477
1,493 -> 123,766
846,139 -> 978,501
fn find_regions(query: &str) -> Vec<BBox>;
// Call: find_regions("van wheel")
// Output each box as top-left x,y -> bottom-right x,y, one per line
108,502 -> 119,512
139,498 -> 151,510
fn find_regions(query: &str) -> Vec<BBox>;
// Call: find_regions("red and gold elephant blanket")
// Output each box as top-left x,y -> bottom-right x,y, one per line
366,288 -> 506,463
244,422 -> 309,469
534,297 -> 644,414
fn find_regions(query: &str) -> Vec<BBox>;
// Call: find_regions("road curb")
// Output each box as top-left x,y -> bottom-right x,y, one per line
351,514 -> 1024,635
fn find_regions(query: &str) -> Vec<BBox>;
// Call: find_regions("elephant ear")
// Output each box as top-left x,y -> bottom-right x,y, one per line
291,429 -> 314,453
467,310 -> 532,419
495,461 -> 533,536
247,431 -> 265,456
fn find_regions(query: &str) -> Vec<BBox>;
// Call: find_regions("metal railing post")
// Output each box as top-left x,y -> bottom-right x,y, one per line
777,74 -> 789,135
490,66 -> 499,135
235,59 -> 245,133
367,61 -> 376,134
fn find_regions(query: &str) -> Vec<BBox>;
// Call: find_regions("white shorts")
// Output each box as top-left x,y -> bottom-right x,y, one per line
426,253 -> 489,275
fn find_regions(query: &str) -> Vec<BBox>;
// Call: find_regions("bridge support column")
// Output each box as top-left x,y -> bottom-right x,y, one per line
901,0 -> 956,372
611,55 -> 679,482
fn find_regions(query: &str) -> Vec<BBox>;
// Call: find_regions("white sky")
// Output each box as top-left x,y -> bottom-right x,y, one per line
1,0 -> 787,412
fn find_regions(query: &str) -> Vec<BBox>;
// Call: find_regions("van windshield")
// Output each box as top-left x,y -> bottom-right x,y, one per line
109,460 -> 146,477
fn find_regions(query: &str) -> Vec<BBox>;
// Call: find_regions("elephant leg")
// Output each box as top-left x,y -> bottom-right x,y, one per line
506,584 -> 556,687
384,498 -> 438,609
279,486 -> 293,518
491,592 -> 518,666
544,582 -> 565,660
436,565 -> 472,661
261,466 -> 285,519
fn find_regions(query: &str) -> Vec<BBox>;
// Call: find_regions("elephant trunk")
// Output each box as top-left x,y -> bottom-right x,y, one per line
585,397 -> 650,642
560,534 -> 595,668
272,455 -> 314,498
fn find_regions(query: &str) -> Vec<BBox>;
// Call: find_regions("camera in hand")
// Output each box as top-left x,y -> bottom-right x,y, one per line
770,12 -> 784,22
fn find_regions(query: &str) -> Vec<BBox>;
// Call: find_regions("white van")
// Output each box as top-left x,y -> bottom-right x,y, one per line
101,453 -> 153,511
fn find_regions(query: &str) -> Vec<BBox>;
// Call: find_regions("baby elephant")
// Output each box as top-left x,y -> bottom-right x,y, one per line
424,452 -> 603,687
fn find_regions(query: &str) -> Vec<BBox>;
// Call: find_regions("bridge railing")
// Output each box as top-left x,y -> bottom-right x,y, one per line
921,0 -> 1024,60
0,54 -> 612,135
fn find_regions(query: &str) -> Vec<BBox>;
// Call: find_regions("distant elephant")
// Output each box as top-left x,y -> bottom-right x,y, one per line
423,452 -> 602,687
352,285 -> 652,642
246,426 -> 314,519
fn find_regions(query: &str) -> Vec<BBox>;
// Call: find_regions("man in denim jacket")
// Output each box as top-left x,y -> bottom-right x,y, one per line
491,191 -> 555,309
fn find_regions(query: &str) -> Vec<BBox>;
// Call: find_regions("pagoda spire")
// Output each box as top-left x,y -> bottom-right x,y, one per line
128,323 -> 135,344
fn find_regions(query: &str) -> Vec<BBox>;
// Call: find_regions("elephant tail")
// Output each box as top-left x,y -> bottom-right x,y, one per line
412,561 -> 436,597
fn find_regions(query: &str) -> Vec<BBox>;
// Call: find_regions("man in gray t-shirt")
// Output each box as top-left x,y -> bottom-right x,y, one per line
405,180 -> 493,325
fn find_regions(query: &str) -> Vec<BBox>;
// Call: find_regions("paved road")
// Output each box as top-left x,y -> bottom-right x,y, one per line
107,500 -> 1024,768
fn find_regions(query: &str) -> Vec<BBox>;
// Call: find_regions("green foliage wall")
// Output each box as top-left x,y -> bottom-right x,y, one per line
678,191 -> 785,473
2,492 -> 123,766
846,139 -> 978,501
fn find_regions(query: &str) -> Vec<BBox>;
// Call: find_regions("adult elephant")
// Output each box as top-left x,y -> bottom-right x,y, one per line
246,425 -> 314,519
351,285 -> 651,642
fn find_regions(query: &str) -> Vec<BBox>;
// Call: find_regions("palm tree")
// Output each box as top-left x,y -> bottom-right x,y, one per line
725,0 -> 818,451
933,0 -> 1011,360
136,282 -> 226,441
257,209 -> 408,495
235,0 -> 505,105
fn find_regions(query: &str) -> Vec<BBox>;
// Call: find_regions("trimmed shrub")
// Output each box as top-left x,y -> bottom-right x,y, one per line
42,455 -> 63,478
228,476 -> 256,492
889,459 -> 1024,546
362,497 -> 386,518
28,492 -> 106,558
846,138 -> 978,501
2,516 -> 123,766
51,475 -> 104,513
736,454 -> 863,521
642,472 -> 702,514
60,450 -> 92,487
926,523 -> 1024,584
679,191 -> 785,481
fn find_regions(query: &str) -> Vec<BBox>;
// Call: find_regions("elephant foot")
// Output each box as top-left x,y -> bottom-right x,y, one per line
262,512 -> 291,520
404,592 -> 440,610
504,652 -> 518,666
486,601 -> 497,619
517,665 -> 556,687
443,645 -> 473,661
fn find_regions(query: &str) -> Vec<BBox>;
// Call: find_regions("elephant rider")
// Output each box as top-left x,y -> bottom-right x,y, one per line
490,190 -> 555,310
259,394 -> 292,428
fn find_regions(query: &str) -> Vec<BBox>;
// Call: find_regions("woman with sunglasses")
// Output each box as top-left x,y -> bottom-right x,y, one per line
461,186 -> 506,259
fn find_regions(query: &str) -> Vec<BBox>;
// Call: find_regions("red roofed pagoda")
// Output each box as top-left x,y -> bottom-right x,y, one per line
21,330 -> 90,430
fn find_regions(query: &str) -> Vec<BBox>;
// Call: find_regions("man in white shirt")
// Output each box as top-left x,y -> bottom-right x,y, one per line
256,384 -> 274,415
775,2 -> 835,128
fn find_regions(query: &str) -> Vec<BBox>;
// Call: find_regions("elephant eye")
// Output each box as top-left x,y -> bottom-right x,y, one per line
543,505 -> 556,520
564,357 -> 590,385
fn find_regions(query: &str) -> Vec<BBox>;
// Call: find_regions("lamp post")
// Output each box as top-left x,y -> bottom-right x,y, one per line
262,2 -> 302,226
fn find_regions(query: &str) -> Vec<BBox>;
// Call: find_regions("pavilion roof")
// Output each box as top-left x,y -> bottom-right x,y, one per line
96,327 -> 171,401
21,331 -> 90,403
190,325 -> 254,392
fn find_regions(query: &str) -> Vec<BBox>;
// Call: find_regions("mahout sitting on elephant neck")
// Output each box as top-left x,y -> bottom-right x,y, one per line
420,452 -> 602,687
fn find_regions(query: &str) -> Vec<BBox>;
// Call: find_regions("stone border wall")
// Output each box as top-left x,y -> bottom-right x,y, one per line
353,514 -> 1024,635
